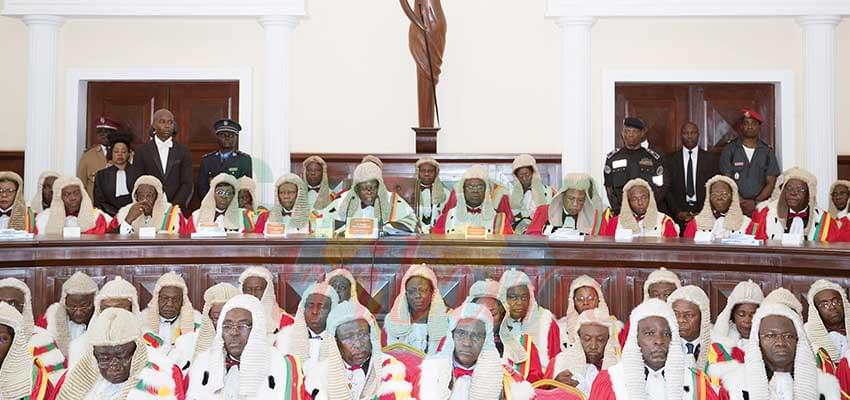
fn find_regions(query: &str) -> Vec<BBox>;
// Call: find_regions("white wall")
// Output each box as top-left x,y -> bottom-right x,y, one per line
0,1 -> 847,175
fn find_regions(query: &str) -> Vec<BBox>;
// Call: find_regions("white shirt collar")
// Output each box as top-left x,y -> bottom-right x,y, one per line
154,135 -> 173,148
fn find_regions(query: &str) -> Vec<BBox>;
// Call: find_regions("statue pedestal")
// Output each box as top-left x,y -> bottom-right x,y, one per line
412,127 -> 440,153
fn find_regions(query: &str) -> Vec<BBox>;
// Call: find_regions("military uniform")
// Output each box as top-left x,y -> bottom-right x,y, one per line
603,146 -> 665,214
76,116 -> 121,200
197,119 -> 253,200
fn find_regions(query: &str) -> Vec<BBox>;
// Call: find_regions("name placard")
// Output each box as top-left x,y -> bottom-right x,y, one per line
614,228 -> 634,242
465,225 -> 488,239
138,227 -> 157,239
63,226 -> 81,238
693,231 -> 714,243
264,222 -> 286,238
346,218 -> 379,239
781,233 -> 804,246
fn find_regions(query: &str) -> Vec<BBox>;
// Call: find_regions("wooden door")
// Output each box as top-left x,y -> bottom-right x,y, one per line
615,83 -> 776,156
87,81 -> 239,212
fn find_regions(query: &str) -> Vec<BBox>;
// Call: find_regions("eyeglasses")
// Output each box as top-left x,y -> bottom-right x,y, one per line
405,287 -> 433,297
464,183 -> 487,192
759,332 -> 798,343
816,298 -> 843,310
215,189 -> 235,198
506,294 -> 530,302
338,331 -> 371,345
221,322 -> 252,335
784,187 -> 808,196
574,295 -> 597,303
709,192 -> 732,200
65,303 -> 93,312
0,188 -> 16,195
95,354 -> 133,368
453,329 -> 486,344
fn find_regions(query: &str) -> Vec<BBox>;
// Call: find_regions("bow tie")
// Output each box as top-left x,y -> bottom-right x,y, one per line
156,138 -> 173,148
644,367 -> 665,379
467,207 -> 482,214
281,210 -> 292,217
0,210 -> 11,217
66,211 -> 79,218
788,209 -> 809,220
215,210 -> 225,219
225,355 -> 240,371
361,203 -> 373,209
453,367 -> 474,379
634,214 -> 645,222
308,186 -> 320,193
346,364 -> 363,372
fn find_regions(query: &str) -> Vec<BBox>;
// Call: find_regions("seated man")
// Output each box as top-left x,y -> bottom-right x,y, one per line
67,276 -> 143,368
237,176 -> 267,214
804,280 -> 850,367
829,180 -> 849,226
383,264 -> 448,355
325,268 -> 358,303
547,308 -> 622,398
0,171 -> 36,232
752,167 -> 835,241
433,164 -> 514,235
274,282 -> 338,395
253,173 -> 312,234
53,308 -> 184,400
560,275 -> 621,344
29,171 -> 59,214
509,154 -> 555,234
707,303 -> 841,400
183,173 -> 254,233
111,175 -> 181,234
618,268 -> 682,347
527,173 -> 608,236
301,155 -> 337,214
34,176 -> 111,234
324,162 -> 418,234
590,299 -> 720,400
311,300 -> 414,399
499,269 -> 560,370
0,302 -> 52,400
36,271 -> 97,358
189,282 -> 239,364
602,178 -> 679,237
421,303 -> 541,400
186,295 -> 308,399
412,157 -> 450,233
667,285 -> 712,369
467,279 -> 544,383
238,267 -> 294,335
683,175 -> 756,238
0,278 -> 66,384
139,272 -> 202,365
708,280 -> 763,364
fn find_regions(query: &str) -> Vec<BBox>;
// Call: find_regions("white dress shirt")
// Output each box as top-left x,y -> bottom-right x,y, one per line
68,320 -> 87,341
343,361 -> 367,400
0,207 -> 11,229
158,315 -> 178,350
115,169 -> 130,197
682,147 -> 699,204
449,362 -> 475,400
829,331 -> 848,359
154,136 -> 173,175
573,363 -> 599,398
420,187 -> 432,219
681,338 -> 701,369
307,188 -> 320,209
521,190 -> 535,217
307,328 -> 323,364
120,215 -> 151,235
768,371 -> 794,400
743,146 -> 756,163
85,377 -> 123,400
223,364 -> 241,400
645,365 -> 667,400
405,323 -> 429,353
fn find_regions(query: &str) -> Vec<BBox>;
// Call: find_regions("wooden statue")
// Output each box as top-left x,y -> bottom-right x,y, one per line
400,0 -> 446,129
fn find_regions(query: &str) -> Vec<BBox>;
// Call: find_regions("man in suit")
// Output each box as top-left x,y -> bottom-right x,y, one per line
76,116 -> 119,200
663,122 -> 718,233
197,119 -> 252,200
132,109 -> 194,210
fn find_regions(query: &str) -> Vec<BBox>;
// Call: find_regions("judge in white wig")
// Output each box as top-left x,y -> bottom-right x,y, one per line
804,279 -> 850,362
254,173 -> 311,234
186,295 -> 308,399
0,302 -> 52,400
707,303 -> 841,400
509,154 -> 554,234
238,266 -> 293,335
311,300 -> 413,400
53,308 -> 183,400
498,268 -> 561,370
0,278 -> 67,384
754,167 -> 830,241
139,272 -> 202,350
560,274 -> 621,344
709,280 -> 764,360
186,173 -> 249,232
40,271 -> 98,357
114,175 -> 181,234
29,170 -> 60,213
383,264 -> 449,355
617,268 -> 682,348
667,285 -> 713,369
190,283 -> 240,365
35,176 -> 111,234
420,302 -> 536,400
685,175 -> 754,238
325,269 -> 358,303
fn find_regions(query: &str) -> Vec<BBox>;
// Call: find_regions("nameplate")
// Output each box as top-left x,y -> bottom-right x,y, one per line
191,222 -> 226,238
138,227 -> 157,239
346,218 -> 378,239
548,228 -> 584,242
63,226 -> 81,238
781,233 -> 804,246
465,225 -> 488,239
693,231 -> 714,243
264,222 -> 286,238
614,228 -> 634,242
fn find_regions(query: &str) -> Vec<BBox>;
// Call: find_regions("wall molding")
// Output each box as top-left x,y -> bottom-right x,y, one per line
546,0 -> 850,18
2,0 -> 305,17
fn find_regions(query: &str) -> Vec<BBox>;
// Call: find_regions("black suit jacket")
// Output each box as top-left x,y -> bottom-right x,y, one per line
92,165 -> 140,216
663,148 -> 719,222
133,139 -> 194,211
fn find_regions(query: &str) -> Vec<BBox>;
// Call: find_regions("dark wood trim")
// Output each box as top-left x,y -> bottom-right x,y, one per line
839,155 -> 850,180
0,151 -> 24,178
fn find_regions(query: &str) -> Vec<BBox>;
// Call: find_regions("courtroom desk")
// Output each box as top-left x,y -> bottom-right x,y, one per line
2,234 -> 849,323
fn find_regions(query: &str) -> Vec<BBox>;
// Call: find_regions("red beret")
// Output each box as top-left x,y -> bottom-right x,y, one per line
740,108 -> 764,124
95,116 -> 120,131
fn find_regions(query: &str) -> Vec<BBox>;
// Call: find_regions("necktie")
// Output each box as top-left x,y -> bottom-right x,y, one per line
225,355 -> 240,371
467,207 -> 482,214
453,367 -> 474,379
0,210 -> 11,217
686,150 -> 695,198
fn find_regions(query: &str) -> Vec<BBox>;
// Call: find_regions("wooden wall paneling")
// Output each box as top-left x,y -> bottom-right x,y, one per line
43,267 -> 112,315
118,265 -> 197,312
0,151 -> 25,178
777,275 -> 850,320
86,82 -> 169,148
537,267 -> 619,320
699,272 -> 779,320
702,84 -> 775,152
428,264 -> 473,310
615,84 -> 689,154
839,156 -> 850,181
273,263 -> 330,314
352,264 -> 401,321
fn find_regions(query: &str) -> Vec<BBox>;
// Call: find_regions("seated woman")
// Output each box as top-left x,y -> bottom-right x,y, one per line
601,178 -> 678,237
34,176 -> 111,234
527,173 -> 609,236
683,175 -> 756,238
383,264 -> 448,355
110,175 -> 181,234
92,131 -> 139,217
253,173 -> 311,234
0,171 -> 36,232
181,173 -> 254,233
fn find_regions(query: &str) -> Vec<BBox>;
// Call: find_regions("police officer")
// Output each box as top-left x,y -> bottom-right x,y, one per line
718,108 -> 780,217
604,117 -> 666,215
198,119 -> 253,200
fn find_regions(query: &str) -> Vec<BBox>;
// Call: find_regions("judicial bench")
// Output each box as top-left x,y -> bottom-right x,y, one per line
3,235 -> 849,323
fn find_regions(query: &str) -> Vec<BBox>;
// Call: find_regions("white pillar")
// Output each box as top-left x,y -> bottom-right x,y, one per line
22,15 -> 64,202
796,15 -> 841,210
258,16 -> 298,206
556,17 -> 595,177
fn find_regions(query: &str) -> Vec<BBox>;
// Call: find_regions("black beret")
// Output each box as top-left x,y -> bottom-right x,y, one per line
624,117 -> 645,130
